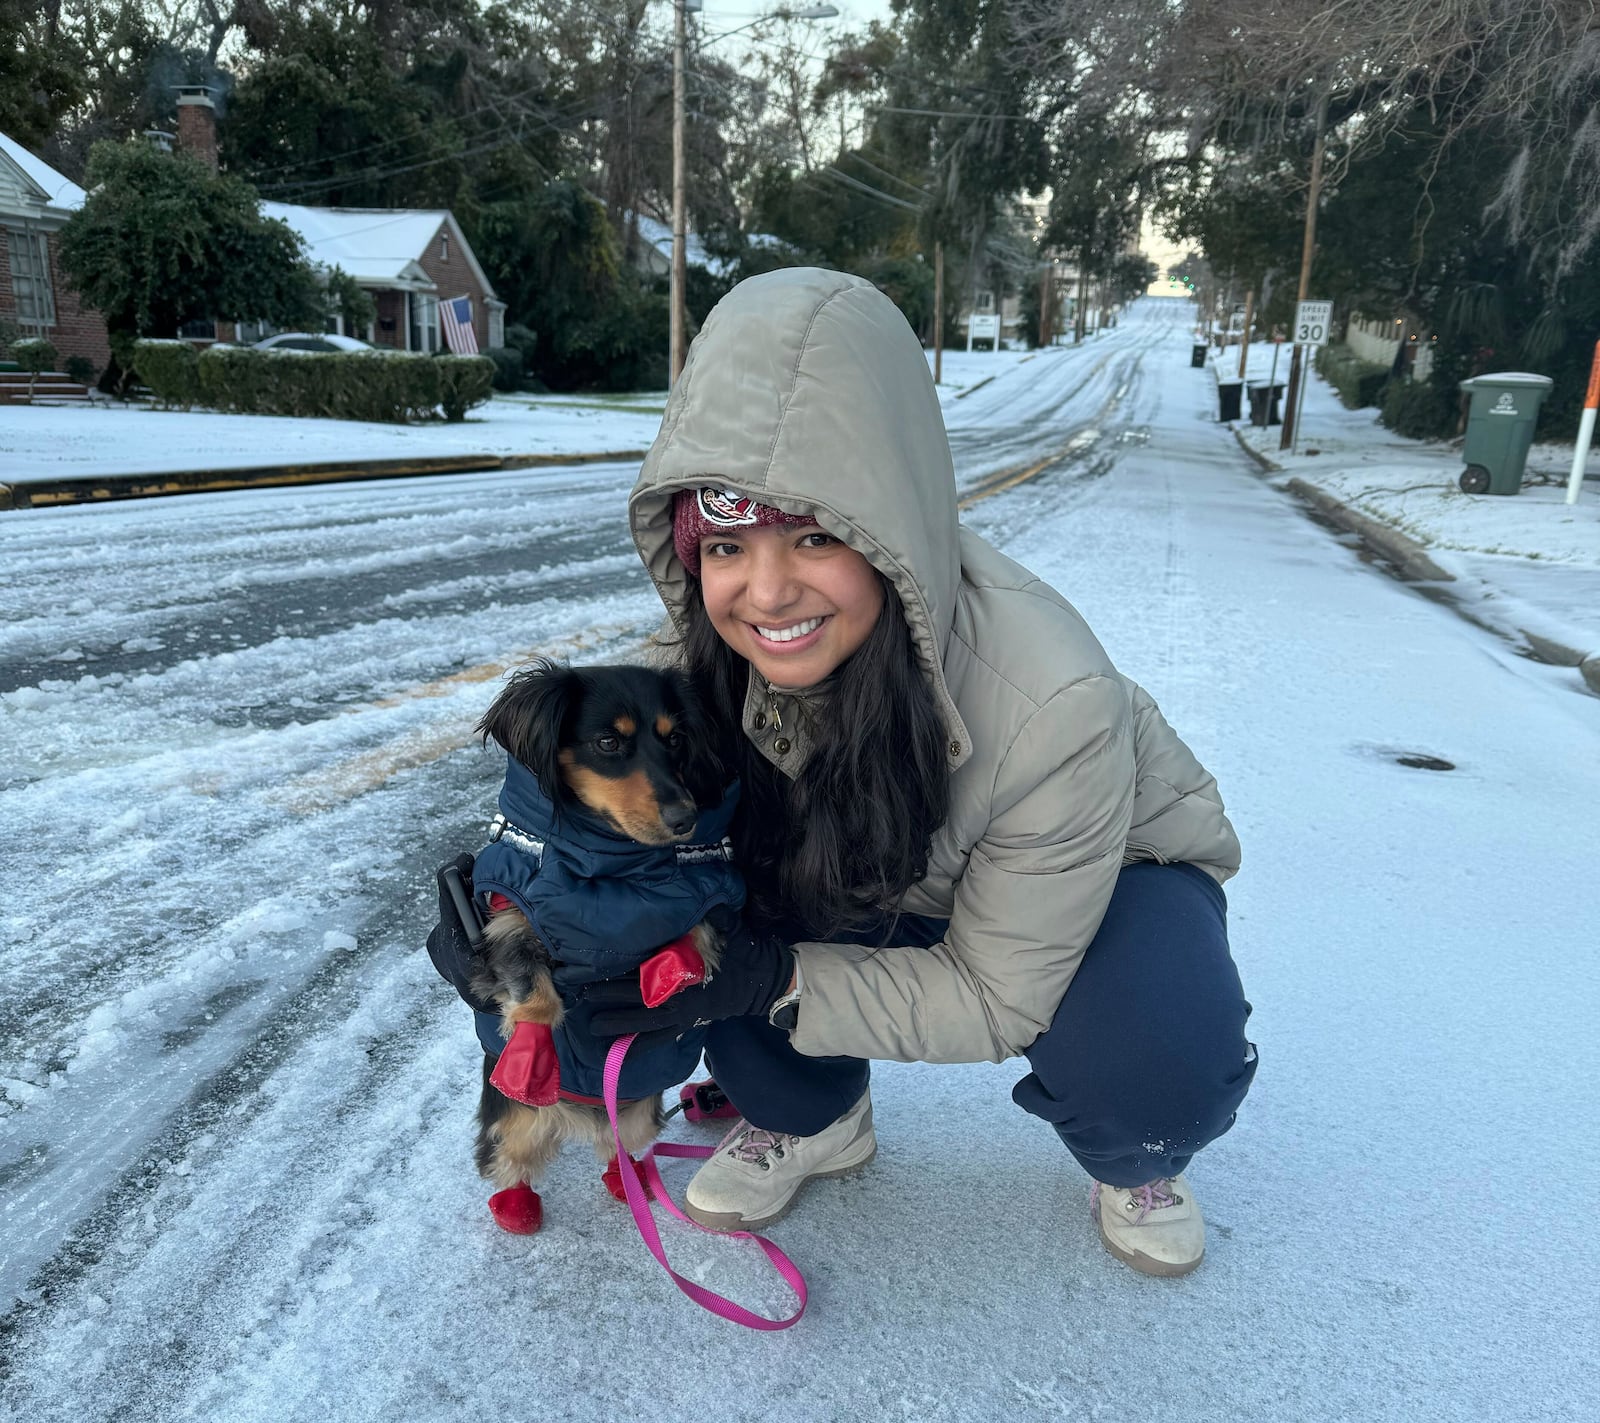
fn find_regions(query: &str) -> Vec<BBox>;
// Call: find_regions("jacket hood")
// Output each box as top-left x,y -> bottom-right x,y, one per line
629,267 -> 970,766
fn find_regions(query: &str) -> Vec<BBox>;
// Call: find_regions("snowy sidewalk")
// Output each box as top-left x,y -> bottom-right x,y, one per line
1215,347 -> 1600,691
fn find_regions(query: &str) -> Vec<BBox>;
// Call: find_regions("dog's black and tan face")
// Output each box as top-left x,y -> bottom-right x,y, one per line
476,659 -> 725,845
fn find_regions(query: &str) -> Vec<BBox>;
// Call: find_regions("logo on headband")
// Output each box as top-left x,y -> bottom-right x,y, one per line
696,488 -> 762,527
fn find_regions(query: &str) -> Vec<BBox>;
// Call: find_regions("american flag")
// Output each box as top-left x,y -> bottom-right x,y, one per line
440,294 -> 479,355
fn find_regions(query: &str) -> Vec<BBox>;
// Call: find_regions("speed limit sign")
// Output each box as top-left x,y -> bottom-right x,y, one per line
1294,300 -> 1333,345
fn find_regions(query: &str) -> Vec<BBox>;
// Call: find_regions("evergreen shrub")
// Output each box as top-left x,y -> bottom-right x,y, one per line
437,357 -> 494,422
64,355 -> 97,386
1315,344 -> 1390,408
132,342 -> 493,422
13,338 -> 58,374
1379,377 -> 1458,440
485,345 -> 523,391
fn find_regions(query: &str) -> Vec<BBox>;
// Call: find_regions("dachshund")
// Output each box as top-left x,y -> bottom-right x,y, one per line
462,658 -> 740,1232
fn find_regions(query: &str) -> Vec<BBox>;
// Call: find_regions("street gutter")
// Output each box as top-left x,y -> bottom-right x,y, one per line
1231,424 -> 1600,695
0,449 -> 649,511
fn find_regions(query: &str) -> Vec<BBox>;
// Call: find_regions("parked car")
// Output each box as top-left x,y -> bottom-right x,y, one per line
253,332 -> 375,353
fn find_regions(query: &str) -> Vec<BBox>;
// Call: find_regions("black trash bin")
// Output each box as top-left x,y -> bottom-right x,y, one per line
1190,343 -> 1208,368
1248,381 -> 1287,426
1217,380 -> 1243,422
1246,383 -> 1269,426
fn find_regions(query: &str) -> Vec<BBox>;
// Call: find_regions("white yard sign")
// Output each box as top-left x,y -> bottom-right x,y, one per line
1294,300 -> 1333,346
967,313 -> 1001,352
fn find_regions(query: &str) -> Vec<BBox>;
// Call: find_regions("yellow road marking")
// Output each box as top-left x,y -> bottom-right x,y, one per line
958,451 -> 1062,509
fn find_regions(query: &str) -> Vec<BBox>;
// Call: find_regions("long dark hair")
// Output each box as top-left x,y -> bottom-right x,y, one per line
679,574 -> 951,937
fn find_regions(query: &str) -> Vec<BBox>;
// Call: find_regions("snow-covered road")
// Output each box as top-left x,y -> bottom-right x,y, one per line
2,299 -> 1594,1422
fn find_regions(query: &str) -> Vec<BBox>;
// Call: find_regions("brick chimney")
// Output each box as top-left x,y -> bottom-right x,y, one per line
175,87 -> 219,171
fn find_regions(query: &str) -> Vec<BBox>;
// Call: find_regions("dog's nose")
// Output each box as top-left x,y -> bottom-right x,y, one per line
662,801 -> 698,837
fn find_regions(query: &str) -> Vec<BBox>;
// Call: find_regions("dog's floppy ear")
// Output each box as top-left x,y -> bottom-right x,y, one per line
668,669 -> 728,807
476,658 -> 580,801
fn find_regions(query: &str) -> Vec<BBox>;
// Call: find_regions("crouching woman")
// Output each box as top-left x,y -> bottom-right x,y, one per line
436,268 -> 1258,1276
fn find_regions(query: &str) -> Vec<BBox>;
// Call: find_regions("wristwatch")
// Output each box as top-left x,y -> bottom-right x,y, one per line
767,959 -> 803,1033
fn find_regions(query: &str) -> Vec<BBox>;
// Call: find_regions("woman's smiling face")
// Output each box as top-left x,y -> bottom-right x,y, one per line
697,522 -> 885,688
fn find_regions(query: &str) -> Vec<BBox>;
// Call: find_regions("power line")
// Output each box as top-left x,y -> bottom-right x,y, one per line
819,163 -> 923,210
242,73 -> 559,181
255,89 -> 612,199
875,105 -> 1036,121
840,150 -> 929,197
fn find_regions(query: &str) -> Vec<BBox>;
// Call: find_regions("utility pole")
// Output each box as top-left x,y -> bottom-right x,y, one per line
1039,259 -> 1052,347
670,0 -> 689,386
1236,288 -> 1255,381
933,241 -> 944,384
669,4 -> 834,387
1280,87 -> 1330,451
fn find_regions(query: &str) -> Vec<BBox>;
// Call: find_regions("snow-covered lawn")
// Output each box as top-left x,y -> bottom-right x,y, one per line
0,393 -> 667,481
0,343 -> 1040,485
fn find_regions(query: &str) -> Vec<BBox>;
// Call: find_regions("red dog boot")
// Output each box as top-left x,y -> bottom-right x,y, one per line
488,1184 -> 543,1234
489,1021 -> 561,1106
601,1154 -> 645,1202
639,935 -> 706,1008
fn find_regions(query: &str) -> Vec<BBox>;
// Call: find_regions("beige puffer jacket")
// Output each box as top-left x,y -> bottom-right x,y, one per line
629,268 -> 1239,1065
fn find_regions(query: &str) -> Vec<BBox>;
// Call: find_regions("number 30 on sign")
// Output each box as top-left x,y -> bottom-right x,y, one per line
1294,301 -> 1332,345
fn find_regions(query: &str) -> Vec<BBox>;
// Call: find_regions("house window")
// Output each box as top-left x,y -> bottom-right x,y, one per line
976,290 -> 995,313
440,231 -> 450,262
8,229 -> 57,328
409,293 -> 440,352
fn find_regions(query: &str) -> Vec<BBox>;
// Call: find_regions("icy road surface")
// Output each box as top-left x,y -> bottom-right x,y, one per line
2,300 -> 1595,1422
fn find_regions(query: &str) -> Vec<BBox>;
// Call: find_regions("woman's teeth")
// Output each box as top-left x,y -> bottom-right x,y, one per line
755,616 -> 824,643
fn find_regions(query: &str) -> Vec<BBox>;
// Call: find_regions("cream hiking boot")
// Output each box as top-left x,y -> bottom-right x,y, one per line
1091,1172 -> 1206,1277
683,1091 -> 876,1230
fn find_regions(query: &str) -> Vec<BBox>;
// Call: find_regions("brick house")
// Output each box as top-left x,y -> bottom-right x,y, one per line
255,203 -> 506,353
0,129 -> 112,374
168,92 -> 504,353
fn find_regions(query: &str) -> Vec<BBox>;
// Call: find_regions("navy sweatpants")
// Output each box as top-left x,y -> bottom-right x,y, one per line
702,861 -> 1257,1188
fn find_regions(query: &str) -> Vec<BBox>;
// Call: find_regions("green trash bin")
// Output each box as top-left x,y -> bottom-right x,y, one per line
1457,372 -> 1553,494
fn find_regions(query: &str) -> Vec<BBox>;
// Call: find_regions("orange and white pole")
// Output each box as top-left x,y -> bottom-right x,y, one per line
1567,339 -> 1600,504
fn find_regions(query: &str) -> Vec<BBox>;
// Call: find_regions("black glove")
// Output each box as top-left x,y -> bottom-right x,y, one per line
585,929 -> 796,1052
425,852 -> 499,1015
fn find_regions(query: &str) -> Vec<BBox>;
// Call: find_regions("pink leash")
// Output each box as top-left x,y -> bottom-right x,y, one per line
602,1035 -> 808,1330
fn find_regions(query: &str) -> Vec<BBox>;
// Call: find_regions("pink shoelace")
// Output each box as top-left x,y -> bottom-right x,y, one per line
1092,1178 -> 1179,1224
722,1122 -> 800,1165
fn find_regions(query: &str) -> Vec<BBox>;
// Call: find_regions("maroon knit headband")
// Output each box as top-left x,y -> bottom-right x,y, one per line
671,488 -> 818,577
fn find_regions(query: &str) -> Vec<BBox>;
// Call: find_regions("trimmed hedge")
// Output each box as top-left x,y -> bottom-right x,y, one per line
133,340 -> 201,407
1314,344 -> 1390,409
132,341 -> 494,422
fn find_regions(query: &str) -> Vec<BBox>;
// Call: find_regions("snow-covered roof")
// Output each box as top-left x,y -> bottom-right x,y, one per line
260,203 -> 496,298
0,130 -> 86,214
630,212 -> 732,278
